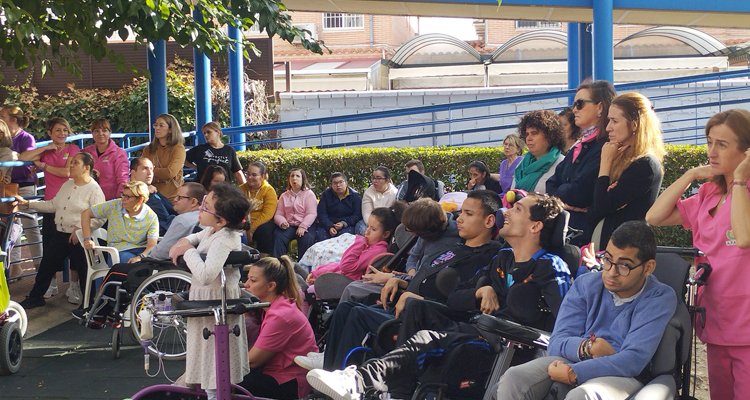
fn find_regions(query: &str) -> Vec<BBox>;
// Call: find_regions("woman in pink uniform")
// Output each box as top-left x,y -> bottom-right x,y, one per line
647,109 -> 750,400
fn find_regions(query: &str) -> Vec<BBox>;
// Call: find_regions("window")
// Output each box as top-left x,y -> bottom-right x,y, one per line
515,20 -> 562,30
323,13 -> 364,30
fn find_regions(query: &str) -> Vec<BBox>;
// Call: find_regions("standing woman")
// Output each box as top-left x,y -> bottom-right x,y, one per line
647,109 -> 750,400
83,118 -> 129,200
186,121 -> 245,184
16,152 -> 105,309
492,134 -> 525,197
272,168 -> 317,259
511,110 -> 565,193
588,92 -> 664,250
142,114 -> 185,200
466,160 -> 501,193
546,80 -> 616,246
238,161 -> 277,255
356,166 -> 398,235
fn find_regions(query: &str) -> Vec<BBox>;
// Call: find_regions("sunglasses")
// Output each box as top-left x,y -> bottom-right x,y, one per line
572,99 -> 596,110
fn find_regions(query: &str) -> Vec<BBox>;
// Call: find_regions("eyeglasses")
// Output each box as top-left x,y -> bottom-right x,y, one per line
370,176 -> 386,181
173,195 -> 193,202
572,99 -> 596,110
121,193 -> 137,200
244,172 -> 262,178
596,253 -> 647,277
331,180 -> 347,186
199,195 -> 222,219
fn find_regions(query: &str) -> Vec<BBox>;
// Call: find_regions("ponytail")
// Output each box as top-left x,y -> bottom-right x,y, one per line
249,255 -> 303,310
369,200 -> 407,243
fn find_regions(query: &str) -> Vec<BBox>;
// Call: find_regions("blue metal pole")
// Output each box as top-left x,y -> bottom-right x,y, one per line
579,24 -> 593,83
147,40 -> 168,139
593,0 -> 614,82
228,23 -> 246,151
567,23 -> 580,90
193,8 -> 211,144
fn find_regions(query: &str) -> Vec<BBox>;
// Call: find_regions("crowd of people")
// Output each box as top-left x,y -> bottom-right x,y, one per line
2,79 -> 750,400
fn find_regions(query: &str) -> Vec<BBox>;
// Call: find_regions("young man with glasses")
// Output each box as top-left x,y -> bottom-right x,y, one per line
496,220 -> 677,400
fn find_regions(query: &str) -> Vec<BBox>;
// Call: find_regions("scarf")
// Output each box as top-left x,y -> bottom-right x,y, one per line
514,147 -> 562,191
571,126 -> 599,163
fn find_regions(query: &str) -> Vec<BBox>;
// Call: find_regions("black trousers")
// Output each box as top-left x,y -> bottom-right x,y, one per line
28,229 -> 87,301
252,220 -> 275,254
239,369 -> 298,400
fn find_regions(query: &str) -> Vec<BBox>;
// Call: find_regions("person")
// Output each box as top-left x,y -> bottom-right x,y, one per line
142,113 -> 185,200
239,256 -> 318,399
238,161 -> 277,255
306,203 -> 406,290
646,109 -> 750,400
20,117 -> 81,299
395,160 -> 444,201
315,172 -> 362,241
314,190 -> 503,371
496,221 -> 677,400
558,107 -> 581,153
169,183 -> 252,400
466,160 -> 501,193
512,110 -> 565,193
547,80 -> 616,246
16,152 -> 105,309
80,180 -> 159,263
185,121 -> 245,184
82,118 -> 129,200
356,166 -> 398,235
73,182 -> 206,323
130,157 -> 174,235
587,92 -> 665,250
305,193 -> 572,400
199,164 -> 228,191
0,106 -> 42,273
0,120 -> 17,183
492,134 -> 525,197
272,168 -> 317,258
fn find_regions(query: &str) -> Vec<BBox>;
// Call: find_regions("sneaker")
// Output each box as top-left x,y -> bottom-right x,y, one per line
19,297 -> 46,309
66,283 -> 82,305
295,352 -> 325,370
44,281 -> 59,299
71,307 -> 105,329
307,366 -> 365,400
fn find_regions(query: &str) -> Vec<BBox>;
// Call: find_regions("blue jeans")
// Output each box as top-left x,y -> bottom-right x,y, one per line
119,247 -> 146,264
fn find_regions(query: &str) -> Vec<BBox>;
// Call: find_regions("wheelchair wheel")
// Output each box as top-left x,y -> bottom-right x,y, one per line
112,327 -> 121,359
0,321 -> 22,375
130,270 -> 191,361
6,301 -> 27,337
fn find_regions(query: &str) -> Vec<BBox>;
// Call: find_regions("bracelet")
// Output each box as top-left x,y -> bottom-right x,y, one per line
732,179 -> 747,187
138,253 -> 146,259
84,236 -> 93,241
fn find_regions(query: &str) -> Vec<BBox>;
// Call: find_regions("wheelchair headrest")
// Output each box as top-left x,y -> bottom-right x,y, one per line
404,170 -> 437,202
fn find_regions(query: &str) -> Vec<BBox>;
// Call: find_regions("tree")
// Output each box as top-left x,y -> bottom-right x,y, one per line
0,0 -> 323,77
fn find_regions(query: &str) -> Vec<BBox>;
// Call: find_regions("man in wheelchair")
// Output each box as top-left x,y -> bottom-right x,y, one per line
307,193 -> 573,400
497,221 -> 677,400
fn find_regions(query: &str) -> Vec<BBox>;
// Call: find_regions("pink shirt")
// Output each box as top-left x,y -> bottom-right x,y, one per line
273,189 -> 318,230
254,296 -> 318,397
678,181 -> 750,345
311,235 -> 388,281
83,140 -> 129,200
40,144 -> 80,200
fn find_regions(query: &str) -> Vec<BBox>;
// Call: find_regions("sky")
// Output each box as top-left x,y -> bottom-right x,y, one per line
410,17 -> 479,40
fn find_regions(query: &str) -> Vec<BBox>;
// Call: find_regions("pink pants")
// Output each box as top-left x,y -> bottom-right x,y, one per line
706,343 -> 750,400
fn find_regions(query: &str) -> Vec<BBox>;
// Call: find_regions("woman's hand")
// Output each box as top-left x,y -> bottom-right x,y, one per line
600,142 -> 627,170
69,232 -> 79,245
82,239 -> 96,250
169,239 -> 194,265
305,273 -> 316,285
296,227 -> 306,237
328,226 -> 338,236
688,165 -> 713,181
362,265 -> 393,284
734,148 -> 750,182
279,222 -> 290,230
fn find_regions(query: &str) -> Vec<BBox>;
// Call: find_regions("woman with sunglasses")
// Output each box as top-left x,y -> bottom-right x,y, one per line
81,180 -> 159,264
272,168 -> 317,259
546,80 -> 616,246
356,166 -> 398,235
647,109 -> 750,400
238,161 -> 278,254
16,152 -> 105,309
142,113 -> 185,200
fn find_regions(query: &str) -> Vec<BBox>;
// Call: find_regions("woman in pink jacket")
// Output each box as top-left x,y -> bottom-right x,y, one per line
83,118 -> 129,200
272,168 -> 318,259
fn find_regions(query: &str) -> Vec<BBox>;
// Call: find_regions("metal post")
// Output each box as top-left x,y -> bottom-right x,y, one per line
193,8 -> 212,144
147,40 -> 168,139
567,23 -> 580,90
579,24 -> 593,83
228,23 -> 246,150
593,0 -> 614,82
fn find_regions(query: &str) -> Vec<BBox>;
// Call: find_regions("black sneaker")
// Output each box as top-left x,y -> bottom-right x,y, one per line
19,297 -> 46,309
71,307 -> 88,320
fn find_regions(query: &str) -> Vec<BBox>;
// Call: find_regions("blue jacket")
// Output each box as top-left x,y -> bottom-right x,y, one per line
548,272 -> 677,383
316,187 -> 362,229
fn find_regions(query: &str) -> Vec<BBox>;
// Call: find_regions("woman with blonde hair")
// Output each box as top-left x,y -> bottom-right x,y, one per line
587,92 -> 665,250
186,121 -> 245,184
142,114 -> 185,199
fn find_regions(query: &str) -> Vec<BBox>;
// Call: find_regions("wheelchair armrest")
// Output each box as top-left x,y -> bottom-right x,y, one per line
195,249 -> 261,267
92,245 -> 121,265
472,314 -> 550,349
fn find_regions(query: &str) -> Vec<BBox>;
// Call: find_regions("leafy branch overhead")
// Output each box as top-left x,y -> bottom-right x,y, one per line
0,0 -> 324,77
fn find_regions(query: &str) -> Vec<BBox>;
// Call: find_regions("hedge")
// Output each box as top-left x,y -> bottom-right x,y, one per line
238,144 -> 708,248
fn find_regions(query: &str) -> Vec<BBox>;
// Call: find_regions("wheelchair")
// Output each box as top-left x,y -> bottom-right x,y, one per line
0,249 -> 25,375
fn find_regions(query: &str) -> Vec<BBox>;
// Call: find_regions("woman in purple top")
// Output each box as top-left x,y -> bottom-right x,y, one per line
83,118 -> 129,200
493,133 -> 525,197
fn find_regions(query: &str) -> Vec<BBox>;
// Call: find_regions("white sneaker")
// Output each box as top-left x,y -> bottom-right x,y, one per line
44,281 -> 59,299
66,283 -> 82,305
295,352 -> 325,370
307,366 -> 364,400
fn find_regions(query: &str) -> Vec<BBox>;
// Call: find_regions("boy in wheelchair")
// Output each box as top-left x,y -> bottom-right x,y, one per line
307,193 -> 574,400
496,221 -> 677,400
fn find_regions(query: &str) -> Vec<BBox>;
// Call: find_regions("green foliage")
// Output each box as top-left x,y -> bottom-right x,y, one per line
238,144 -> 709,248
0,0 -> 324,80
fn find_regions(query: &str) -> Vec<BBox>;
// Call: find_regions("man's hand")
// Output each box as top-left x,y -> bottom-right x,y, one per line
589,337 -> 616,358
362,265 -> 393,284
379,277 -> 404,309
548,360 -> 577,385
394,291 -> 423,319
475,286 -> 500,314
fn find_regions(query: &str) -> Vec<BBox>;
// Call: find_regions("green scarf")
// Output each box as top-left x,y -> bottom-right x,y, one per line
514,147 -> 561,191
